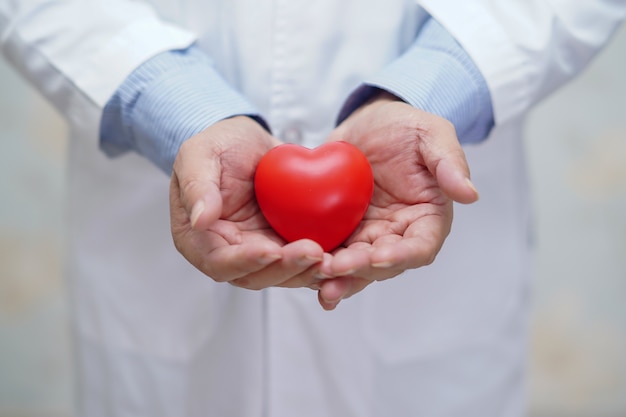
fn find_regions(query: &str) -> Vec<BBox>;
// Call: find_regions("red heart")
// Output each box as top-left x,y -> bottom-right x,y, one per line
254,141 -> 374,252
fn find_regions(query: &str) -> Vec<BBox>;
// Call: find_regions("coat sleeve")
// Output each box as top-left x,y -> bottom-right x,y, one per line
0,0 -> 195,130
418,0 -> 626,125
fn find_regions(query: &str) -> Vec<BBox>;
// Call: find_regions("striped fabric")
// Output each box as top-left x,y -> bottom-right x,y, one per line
100,16 -> 493,175
338,16 -> 494,144
100,46 -> 264,175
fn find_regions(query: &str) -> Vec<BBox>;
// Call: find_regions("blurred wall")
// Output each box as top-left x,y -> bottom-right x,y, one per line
525,24 -> 626,417
0,52 -> 71,416
0,24 -> 625,417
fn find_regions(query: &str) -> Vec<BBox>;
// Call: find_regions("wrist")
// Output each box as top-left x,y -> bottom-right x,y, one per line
340,89 -> 401,124
100,45 -> 268,175
337,16 -> 494,144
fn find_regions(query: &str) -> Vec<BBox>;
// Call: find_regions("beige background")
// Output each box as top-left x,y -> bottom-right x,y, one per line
1,25 -> 625,417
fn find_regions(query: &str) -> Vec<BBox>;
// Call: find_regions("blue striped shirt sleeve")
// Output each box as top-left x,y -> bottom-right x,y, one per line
337,16 -> 494,145
99,45 -> 268,175
100,15 -> 492,175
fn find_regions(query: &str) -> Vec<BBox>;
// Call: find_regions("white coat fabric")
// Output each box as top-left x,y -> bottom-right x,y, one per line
1,1 -> 624,416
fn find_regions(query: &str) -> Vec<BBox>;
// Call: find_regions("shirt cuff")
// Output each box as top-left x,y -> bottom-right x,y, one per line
100,44 -> 268,175
337,16 -> 494,145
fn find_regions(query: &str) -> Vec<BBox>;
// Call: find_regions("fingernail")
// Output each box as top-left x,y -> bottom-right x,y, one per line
190,200 -> 205,229
323,295 -> 345,308
296,254 -> 323,267
335,268 -> 356,277
466,178 -> 479,198
372,260 -> 394,268
322,290 -> 349,305
314,271 -> 333,280
324,301 -> 340,311
258,253 -> 282,265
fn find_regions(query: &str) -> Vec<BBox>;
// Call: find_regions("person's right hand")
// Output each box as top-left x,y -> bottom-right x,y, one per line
170,116 -> 328,290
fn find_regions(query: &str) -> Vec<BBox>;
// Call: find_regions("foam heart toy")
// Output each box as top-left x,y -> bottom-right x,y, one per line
254,141 -> 373,252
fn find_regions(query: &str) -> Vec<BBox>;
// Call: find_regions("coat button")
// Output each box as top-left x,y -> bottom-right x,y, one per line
280,126 -> 303,144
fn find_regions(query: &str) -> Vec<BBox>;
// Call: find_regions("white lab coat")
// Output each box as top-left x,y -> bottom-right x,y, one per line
1,1 -> 624,416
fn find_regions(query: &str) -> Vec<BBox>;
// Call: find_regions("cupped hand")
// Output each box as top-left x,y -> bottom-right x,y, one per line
317,92 -> 479,310
170,116 -> 328,290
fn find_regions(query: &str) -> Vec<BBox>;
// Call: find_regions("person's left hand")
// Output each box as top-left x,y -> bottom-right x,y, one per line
316,91 -> 479,310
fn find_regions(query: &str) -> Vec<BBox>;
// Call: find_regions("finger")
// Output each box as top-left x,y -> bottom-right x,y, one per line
329,243 -> 407,282
172,139 -> 223,230
283,252 -> 335,289
317,277 -> 372,310
436,157 -> 479,204
318,278 -> 352,310
190,236 -> 284,282
169,171 -> 191,234
328,243 -> 372,277
305,252 -> 335,291
230,239 -> 325,290
340,277 -> 372,300
419,117 -> 479,204
369,233 -> 444,272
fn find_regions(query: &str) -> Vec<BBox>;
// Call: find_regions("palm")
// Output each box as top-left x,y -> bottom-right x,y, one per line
170,117 -> 325,290
331,103 -> 452,280
352,149 -> 451,262
200,141 -> 281,245
316,94 -> 477,309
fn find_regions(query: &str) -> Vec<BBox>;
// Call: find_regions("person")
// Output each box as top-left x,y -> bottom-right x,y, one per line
1,1 -> 623,416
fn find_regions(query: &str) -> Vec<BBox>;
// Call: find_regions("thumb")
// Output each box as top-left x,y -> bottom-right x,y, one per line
435,157 -> 479,205
172,140 -> 223,230
420,119 -> 479,204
